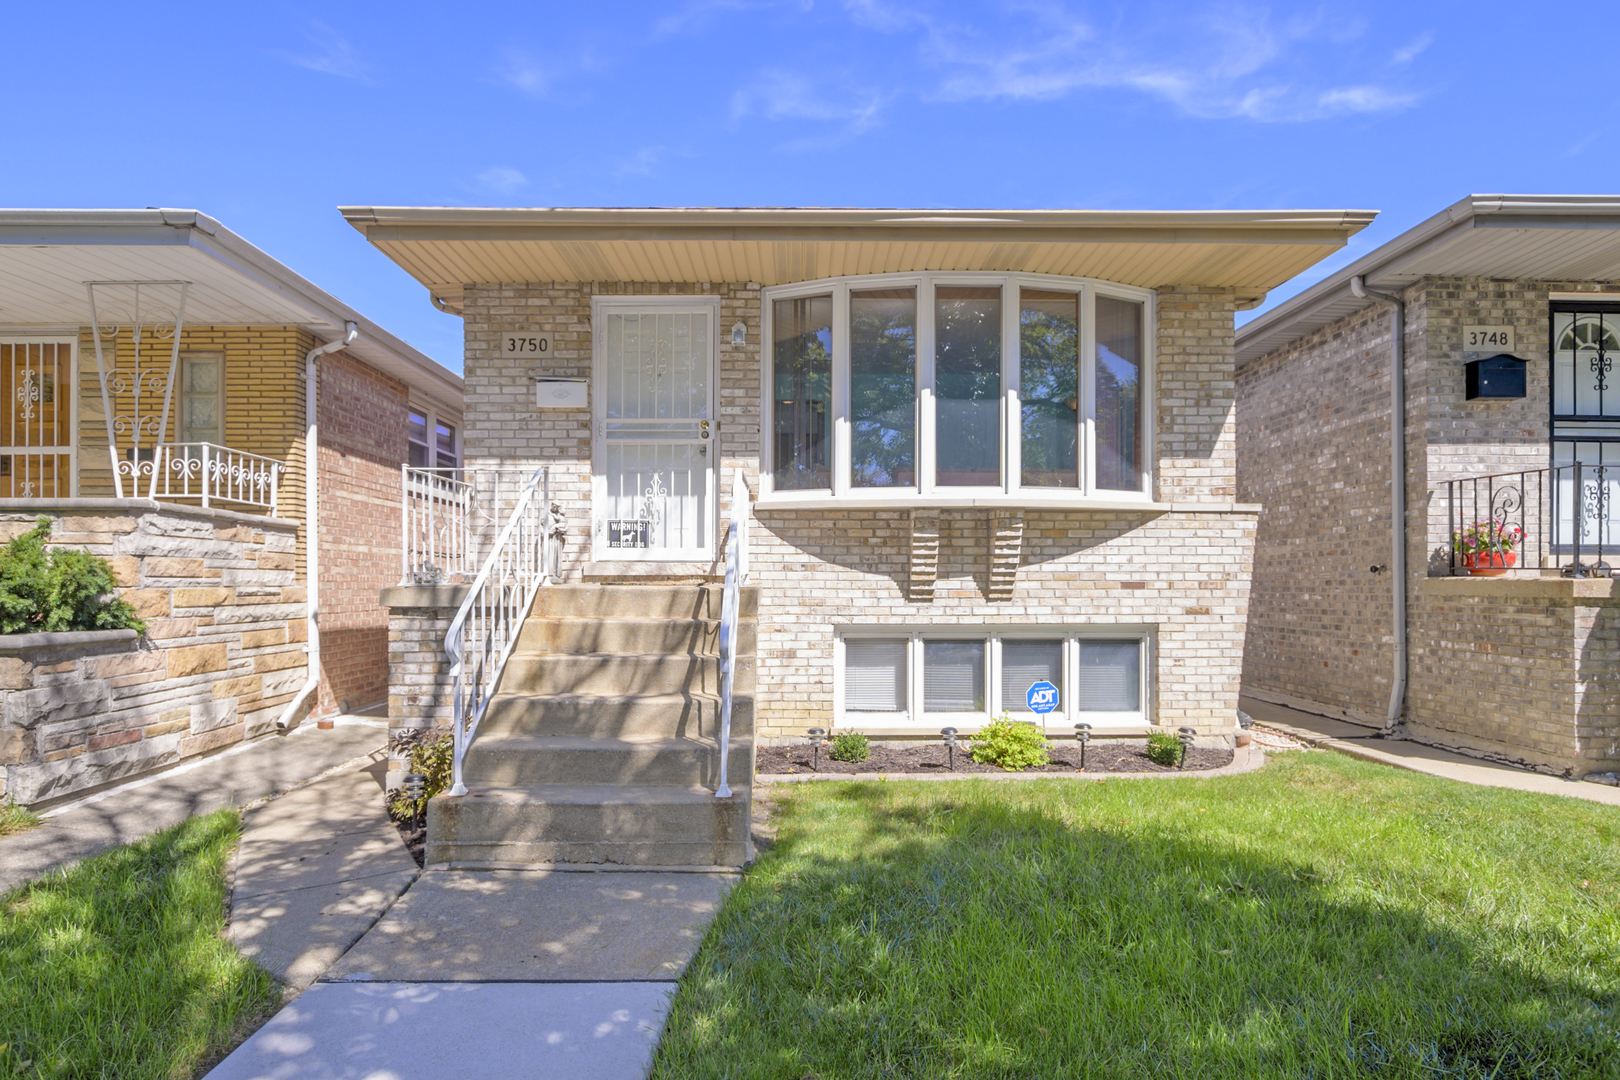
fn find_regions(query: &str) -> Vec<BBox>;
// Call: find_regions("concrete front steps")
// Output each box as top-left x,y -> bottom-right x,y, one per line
427,584 -> 757,870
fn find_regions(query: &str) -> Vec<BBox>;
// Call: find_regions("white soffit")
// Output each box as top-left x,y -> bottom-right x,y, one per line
1236,195 -> 1620,366
339,206 -> 1377,312
0,209 -> 462,412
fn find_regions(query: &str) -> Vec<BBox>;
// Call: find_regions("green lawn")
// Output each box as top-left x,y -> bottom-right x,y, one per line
0,801 -> 39,838
652,754 -> 1620,1079
0,809 -> 279,1079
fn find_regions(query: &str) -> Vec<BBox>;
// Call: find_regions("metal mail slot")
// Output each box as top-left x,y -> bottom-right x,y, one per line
535,378 -> 588,409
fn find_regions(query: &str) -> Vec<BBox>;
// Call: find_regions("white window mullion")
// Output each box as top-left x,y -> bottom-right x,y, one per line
1004,286 -> 1020,494
989,634 -> 1002,716
1080,285 -> 1098,497
917,277 -> 936,496
832,285 -> 852,497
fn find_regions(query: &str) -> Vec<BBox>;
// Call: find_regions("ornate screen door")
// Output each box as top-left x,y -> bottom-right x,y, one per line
592,301 -> 716,562
0,340 -> 75,497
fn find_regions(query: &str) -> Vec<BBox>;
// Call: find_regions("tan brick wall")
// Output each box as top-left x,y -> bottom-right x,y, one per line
450,281 -> 1253,741
0,503 -> 306,804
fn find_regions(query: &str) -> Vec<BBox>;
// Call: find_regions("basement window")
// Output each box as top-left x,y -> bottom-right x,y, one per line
837,628 -> 1150,731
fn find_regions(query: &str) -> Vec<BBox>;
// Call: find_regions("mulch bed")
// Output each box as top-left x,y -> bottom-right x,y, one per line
756,742 -> 1235,776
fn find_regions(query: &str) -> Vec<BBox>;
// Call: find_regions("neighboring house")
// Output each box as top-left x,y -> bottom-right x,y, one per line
0,209 -> 462,805
345,205 -> 1371,868
1236,194 -> 1620,779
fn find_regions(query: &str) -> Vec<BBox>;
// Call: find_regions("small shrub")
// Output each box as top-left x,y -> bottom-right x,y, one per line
971,715 -> 1050,771
388,732 -> 455,822
0,518 -> 145,635
1146,731 -> 1185,767
829,730 -> 870,763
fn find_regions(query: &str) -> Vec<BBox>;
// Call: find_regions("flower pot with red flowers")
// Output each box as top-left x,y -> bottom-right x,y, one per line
1453,520 -> 1524,576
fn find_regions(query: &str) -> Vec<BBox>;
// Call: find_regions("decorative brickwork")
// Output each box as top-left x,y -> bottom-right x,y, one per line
908,509 -> 940,602
0,502 -> 305,804
989,510 -> 1023,602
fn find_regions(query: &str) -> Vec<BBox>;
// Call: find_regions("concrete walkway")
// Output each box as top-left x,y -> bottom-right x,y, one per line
0,720 -> 387,896
226,752 -> 420,991
1240,696 -> 1620,807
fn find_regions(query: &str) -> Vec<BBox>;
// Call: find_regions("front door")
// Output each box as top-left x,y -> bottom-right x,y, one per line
593,302 -> 716,562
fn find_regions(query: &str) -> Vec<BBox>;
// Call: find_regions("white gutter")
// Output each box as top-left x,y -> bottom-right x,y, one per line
276,321 -> 359,731
1350,277 -> 1406,730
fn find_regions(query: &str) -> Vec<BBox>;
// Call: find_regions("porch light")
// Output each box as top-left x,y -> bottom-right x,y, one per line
1176,728 -> 1197,770
1074,722 -> 1092,770
731,321 -> 747,347
1464,354 -> 1528,400
807,728 -> 828,771
402,771 -> 427,830
941,727 -> 960,771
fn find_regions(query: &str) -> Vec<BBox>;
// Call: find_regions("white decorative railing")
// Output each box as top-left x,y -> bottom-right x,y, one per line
447,467 -> 554,797
149,443 -> 284,512
402,467 -> 474,583
400,466 -> 554,584
715,468 -> 750,800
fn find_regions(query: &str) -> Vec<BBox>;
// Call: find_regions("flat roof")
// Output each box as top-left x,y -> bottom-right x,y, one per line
0,208 -> 462,413
340,205 -> 1376,313
1236,195 -> 1620,366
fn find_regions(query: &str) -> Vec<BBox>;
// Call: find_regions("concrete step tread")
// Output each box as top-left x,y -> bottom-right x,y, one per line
447,783 -> 750,805
510,650 -> 723,660
470,732 -> 753,750
488,690 -> 752,705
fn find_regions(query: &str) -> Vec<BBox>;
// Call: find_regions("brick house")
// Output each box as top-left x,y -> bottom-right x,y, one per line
0,209 -> 461,804
1236,194 -> 1620,778
343,205 -> 1370,869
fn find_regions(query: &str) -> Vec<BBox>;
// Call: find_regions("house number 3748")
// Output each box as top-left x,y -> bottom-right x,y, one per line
1463,325 -> 1513,352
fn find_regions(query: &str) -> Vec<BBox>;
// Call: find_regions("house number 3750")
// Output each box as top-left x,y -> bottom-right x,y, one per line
501,334 -> 551,356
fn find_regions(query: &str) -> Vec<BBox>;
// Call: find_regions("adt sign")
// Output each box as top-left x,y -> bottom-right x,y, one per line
1025,681 -> 1059,714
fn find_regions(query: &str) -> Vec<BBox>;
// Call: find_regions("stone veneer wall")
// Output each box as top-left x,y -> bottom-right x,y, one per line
448,282 -> 1253,741
0,501 -> 305,805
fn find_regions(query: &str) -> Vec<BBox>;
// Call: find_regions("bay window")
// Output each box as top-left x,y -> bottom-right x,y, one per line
837,629 -> 1151,730
763,272 -> 1152,500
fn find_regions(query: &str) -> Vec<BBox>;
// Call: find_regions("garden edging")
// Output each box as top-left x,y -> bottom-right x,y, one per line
755,744 -> 1268,784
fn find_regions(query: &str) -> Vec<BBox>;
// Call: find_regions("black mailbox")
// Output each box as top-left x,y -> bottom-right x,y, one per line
1465,353 -> 1527,400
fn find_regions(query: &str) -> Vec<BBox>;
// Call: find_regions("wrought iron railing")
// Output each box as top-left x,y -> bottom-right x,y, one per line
715,468 -> 750,800
446,467 -> 554,797
149,443 -> 285,513
1441,463 -> 1616,576
401,466 -> 555,584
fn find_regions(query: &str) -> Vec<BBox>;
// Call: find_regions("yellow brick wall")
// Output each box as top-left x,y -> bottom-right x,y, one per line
75,326 -> 313,571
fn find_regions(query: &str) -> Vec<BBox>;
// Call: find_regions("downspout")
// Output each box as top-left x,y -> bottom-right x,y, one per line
275,322 -> 360,731
1350,276 -> 1407,730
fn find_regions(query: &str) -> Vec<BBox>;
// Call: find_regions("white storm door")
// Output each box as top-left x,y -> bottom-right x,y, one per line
593,304 -> 716,561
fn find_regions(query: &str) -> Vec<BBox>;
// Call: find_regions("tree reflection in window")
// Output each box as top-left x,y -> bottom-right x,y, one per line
1096,295 -> 1143,491
771,295 -> 832,490
851,288 -> 916,487
1020,290 -> 1079,487
935,287 -> 1001,486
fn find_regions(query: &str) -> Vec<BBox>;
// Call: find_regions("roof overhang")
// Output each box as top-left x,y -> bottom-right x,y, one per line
339,205 -> 1376,314
1236,195 -> 1620,366
0,209 -> 462,412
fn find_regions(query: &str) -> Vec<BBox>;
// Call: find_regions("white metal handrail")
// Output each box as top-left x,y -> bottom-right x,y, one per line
715,469 -> 750,800
148,443 -> 284,512
447,467 -> 553,797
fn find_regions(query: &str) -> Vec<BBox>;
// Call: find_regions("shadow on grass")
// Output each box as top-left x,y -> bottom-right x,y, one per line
654,773 -> 1620,1080
0,808 -> 279,1080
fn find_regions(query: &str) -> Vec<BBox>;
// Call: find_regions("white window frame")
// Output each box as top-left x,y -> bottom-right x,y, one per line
178,353 -> 225,447
407,402 -> 462,471
834,625 -> 1154,734
760,271 -> 1156,508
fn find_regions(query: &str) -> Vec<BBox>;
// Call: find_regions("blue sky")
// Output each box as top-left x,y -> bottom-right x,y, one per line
7,1 -> 1615,371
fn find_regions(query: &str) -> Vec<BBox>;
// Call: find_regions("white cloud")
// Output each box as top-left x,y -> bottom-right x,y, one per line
834,1 -> 1421,123
615,146 -> 668,178
731,70 -> 884,134
655,0 -> 815,36
499,53 -> 553,97
275,21 -> 369,81
475,167 -> 528,194
1392,31 -> 1433,65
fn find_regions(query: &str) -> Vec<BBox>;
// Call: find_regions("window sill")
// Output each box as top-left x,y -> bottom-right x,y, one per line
756,492 -> 1172,512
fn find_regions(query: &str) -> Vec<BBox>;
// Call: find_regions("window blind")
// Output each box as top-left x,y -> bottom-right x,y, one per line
924,640 -> 985,712
1077,640 -> 1140,711
844,639 -> 906,712
1001,639 -> 1062,712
